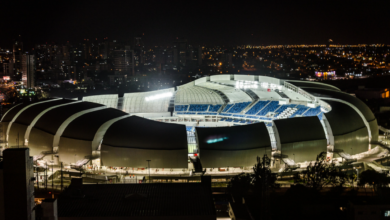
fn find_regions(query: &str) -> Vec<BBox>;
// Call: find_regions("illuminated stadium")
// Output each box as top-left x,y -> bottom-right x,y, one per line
0,74 -> 380,175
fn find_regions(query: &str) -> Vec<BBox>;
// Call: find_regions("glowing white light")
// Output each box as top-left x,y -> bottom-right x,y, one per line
235,81 -> 258,89
145,92 -> 173,101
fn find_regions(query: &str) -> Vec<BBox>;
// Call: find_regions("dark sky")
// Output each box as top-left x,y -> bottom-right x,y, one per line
1,0 -> 390,49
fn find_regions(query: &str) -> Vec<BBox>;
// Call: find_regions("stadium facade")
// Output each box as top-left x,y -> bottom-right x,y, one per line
0,74 -> 378,174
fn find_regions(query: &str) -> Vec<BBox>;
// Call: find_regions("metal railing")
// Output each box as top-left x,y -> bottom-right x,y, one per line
284,81 -> 317,102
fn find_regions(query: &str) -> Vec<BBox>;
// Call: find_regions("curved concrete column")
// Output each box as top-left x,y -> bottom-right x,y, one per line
91,115 -> 131,151
24,101 -> 82,145
271,123 -> 281,151
0,103 -> 21,122
319,114 -> 335,150
6,99 -> 60,142
53,106 -> 107,148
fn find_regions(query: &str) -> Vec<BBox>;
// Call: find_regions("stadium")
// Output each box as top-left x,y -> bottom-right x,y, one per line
0,74 -> 380,176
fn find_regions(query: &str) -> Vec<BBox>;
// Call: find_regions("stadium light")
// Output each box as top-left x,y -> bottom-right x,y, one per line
235,81 -> 258,89
261,82 -> 269,88
145,92 -> 173,101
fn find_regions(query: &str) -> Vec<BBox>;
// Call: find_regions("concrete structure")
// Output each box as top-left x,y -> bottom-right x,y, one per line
0,75 -> 378,173
21,54 -> 35,89
0,148 -> 35,220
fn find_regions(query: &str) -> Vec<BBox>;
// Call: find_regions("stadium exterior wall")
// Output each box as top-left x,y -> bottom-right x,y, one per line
101,144 -> 188,168
369,119 -> 379,142
196,123 -> 272,167
28,128 -> 55,156
200,148 -> 272,168
322,100 -> 371,155
59,137 -> 92,165
234,75 -> 255,81
333,127 -> 369,154
210,74 -> 232,81
281,140 -> 328,162
8,122 -> 28,147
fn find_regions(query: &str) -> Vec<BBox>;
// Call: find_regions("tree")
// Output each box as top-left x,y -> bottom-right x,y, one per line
228,154 -> 277,197
252,154 -> 277,193
228,173 -> 253,197
37,90 -> 50,100
294,152 -> 351,191
358,169 -> 390,192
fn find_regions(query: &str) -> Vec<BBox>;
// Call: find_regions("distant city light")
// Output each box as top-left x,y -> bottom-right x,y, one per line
145,92 -> 173,101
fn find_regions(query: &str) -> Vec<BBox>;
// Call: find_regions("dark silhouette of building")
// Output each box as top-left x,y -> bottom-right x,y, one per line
173,38 -> 188,68
55,178 -> 216,220
0,148 -> 35,220
21,54 -> 35,88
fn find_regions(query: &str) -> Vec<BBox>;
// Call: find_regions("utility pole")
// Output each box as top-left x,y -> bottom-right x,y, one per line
36,167 -> 39,190
61,162 -> 63,191
52,162 -> 54,190
147,160 -> 151,183
45,162 -> 48,191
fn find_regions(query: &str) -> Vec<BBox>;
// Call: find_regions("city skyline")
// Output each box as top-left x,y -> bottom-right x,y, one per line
2,0 -> 390,49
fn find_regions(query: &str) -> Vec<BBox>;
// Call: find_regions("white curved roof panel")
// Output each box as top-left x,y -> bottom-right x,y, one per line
123,88 -> 174,113
196,82 -> 252,103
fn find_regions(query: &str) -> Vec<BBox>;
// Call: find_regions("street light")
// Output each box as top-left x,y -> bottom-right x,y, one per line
55,155 -> 61,191
51,160 -> 54,190
146,160 -> 151,183
45,161 -> 48,191
356,168 -> 359,186
354,167 -> 359,186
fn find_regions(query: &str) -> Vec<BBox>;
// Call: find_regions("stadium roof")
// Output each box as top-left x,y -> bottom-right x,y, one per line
196,82 -> 252,103
34,102 -> 104,135
62,108 -> 128,141
1,99 -> 55,122
304,87 -> 375,122
286,80 -> 341,91
14,99 -> 74,126
175,84 -> 224,104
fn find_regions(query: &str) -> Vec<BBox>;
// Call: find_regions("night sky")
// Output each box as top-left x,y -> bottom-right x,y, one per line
2,0 -> 390,49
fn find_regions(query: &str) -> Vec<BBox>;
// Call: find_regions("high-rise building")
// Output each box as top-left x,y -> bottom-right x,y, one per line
0,148 -> 35,220
113,49 -> 134,75
109,48 -> 134,86
21,54 -> 35,88
173,38 -> 188,67
2,62 -> 13,77
225,51 -> 233,68
198,46 -> 203,65
133,37 -> 145,71
12,36 -> 24,77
